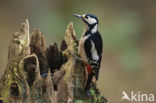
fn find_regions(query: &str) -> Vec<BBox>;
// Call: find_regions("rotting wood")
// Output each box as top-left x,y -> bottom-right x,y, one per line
0,20 -> 107,103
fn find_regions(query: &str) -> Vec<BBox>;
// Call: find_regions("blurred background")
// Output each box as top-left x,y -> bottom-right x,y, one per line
0,0 -> 156,102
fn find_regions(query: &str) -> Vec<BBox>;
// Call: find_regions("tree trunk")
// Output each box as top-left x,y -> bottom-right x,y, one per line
0,20 -> 107,103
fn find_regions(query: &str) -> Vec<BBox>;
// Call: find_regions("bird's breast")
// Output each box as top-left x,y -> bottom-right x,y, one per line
78,35 -> 90,63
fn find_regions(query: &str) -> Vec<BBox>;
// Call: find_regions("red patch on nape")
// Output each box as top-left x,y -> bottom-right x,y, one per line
86,64 -> 92,74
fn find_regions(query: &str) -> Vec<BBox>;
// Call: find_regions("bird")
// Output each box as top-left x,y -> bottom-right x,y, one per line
73,14 -> 103,94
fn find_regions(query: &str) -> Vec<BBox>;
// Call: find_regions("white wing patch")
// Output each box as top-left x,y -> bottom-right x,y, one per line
91,40 -> 99,61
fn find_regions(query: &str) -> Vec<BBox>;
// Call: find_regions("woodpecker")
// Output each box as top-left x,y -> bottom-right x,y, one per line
73,14 -> 103,93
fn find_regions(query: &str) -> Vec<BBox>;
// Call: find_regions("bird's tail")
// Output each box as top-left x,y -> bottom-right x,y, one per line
85,72 -> 94,92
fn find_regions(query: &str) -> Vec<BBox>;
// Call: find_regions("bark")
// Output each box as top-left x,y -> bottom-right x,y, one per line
0,20 -> 107,103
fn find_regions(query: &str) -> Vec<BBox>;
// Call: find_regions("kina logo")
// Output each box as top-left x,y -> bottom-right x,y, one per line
121,90 -> 154,102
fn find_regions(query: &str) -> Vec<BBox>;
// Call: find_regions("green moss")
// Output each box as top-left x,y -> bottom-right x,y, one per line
75,100 -> 84,103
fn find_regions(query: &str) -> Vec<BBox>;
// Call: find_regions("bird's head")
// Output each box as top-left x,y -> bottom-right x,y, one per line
73,14 -> 99,30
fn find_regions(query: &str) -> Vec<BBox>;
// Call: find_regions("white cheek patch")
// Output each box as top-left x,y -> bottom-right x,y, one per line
84,17 -> 97,24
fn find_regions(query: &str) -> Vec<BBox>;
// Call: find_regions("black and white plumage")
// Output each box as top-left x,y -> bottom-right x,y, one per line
73,14 -> 103,92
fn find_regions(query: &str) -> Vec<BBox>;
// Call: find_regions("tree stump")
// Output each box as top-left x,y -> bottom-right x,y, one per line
0,20 -> 107,103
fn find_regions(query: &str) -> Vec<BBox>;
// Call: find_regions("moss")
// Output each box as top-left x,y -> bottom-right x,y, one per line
75,100 -> 84,103
0,21 -> 107,103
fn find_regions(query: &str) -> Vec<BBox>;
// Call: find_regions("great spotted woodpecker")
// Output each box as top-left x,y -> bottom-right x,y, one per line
73,14 -> 103,93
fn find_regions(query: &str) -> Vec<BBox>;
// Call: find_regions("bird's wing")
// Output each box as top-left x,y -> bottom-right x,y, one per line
93,32 -> 103,57
90,40 -> 99,61
84,37 -> 92,61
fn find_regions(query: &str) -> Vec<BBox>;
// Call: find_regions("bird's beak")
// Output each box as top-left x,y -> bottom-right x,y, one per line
73,14 -> 82,19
